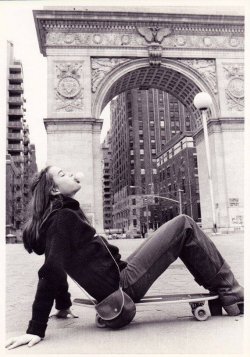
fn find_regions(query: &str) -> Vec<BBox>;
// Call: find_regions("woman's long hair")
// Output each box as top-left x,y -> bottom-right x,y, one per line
23,166 -> 58,253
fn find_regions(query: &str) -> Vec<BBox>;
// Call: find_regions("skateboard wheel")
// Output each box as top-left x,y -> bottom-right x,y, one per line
95,314 -> 107,328
193,307 -> 208,321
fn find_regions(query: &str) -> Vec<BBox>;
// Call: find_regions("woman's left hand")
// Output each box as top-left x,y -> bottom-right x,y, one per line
49,308 -> 78,319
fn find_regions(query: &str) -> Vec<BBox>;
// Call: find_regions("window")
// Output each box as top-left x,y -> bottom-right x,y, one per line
194,156 -> 198,169
132,198 -> 136,205
132,209 -> 136,215
133,219 -> 137,227
197,201 -> 201,219
195,177 -> 199,193
182,178 -> 186,193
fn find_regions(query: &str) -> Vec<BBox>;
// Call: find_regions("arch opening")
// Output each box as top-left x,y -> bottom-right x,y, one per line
95,62 -> 217,129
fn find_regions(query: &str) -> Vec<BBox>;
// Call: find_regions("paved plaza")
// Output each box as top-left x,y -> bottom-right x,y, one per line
5,232 -> 245,355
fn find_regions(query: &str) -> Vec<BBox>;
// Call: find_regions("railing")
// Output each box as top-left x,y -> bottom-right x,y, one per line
8,84 -> 23,92
9,74 -> 23,81
8,144 -> 24,151
8,133 -> 22,140
8,108 -> 24,116
9,63 -> 22,70
8,121 -> 23,129
8,96 -> 23,104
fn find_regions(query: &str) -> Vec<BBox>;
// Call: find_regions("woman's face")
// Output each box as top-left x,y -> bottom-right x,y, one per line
48,166 -> 81,197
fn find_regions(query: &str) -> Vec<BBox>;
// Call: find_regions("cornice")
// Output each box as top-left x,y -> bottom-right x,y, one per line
44,117 -> 103,126
193,117 -> 244,140
39,20 -> 244,34
33,9 -> 244,56
34,9 -> 244,25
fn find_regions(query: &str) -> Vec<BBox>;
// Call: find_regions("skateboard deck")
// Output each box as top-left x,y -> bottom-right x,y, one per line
73,293 -> 220,322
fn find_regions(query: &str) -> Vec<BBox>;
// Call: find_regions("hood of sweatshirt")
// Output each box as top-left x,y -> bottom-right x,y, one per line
33,195 -> 82,255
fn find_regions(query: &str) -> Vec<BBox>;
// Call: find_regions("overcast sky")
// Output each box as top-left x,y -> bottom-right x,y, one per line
0,0 -> 247,170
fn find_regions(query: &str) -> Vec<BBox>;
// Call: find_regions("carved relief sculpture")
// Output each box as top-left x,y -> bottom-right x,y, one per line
45,27 -> 243,53
179,59 -> 217,94
55,62 -> 84,112
91,58 -> 130,93
136,27 -> 172,66
223,64 -> 244,111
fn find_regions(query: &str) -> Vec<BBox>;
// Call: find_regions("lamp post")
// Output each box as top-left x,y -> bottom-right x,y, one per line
178,188 -> 183,214
193,92 -> 217,232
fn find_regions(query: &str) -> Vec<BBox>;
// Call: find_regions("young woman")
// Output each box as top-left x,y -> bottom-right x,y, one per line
6,166 -> 244,349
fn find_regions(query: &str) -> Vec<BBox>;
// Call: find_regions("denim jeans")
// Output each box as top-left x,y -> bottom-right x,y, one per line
120,214 -> 226,302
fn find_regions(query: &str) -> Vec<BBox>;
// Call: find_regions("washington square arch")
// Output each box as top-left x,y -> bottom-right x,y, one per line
33,7 -> 244,233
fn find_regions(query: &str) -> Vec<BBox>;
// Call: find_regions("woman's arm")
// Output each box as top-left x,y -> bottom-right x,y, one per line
49,272 -> 78,318
54,271 -> 72,311
6,209 -> 86,348
26,228 -> 72,337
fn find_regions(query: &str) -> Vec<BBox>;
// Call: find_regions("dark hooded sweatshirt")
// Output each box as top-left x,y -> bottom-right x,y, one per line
26,196 -> 127,338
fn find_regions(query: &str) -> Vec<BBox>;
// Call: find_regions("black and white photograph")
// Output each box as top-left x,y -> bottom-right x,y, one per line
0,0 -> 248,355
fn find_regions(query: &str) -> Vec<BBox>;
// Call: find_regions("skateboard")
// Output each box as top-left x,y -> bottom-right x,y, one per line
73,293 -> 221,326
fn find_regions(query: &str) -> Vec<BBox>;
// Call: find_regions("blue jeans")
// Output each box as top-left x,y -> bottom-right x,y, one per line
120,214 -> 226,302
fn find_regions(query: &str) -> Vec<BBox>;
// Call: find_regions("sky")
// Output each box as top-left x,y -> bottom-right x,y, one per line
0,0 -> 247,170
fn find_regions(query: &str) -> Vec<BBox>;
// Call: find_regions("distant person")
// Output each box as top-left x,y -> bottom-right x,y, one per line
5,166 -> 244,349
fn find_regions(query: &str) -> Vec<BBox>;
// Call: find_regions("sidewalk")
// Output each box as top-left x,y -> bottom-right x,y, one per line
5,232 -> 244,354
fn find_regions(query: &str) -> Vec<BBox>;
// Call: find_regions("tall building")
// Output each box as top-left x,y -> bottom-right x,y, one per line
6,41 -> 38,241
156,132 -> 201,225
110,88 -> 194,235
101,130 -> 113,231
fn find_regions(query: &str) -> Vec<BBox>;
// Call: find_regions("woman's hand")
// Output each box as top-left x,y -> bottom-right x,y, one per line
49,308 -> 78,319
5,334 -> 42,350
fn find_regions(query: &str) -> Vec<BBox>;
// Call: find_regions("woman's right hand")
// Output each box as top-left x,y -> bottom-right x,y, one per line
5,334 -> 42,350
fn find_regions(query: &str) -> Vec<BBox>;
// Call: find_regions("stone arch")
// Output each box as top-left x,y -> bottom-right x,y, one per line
34,8 -> 244,232
92,58 -> 220,126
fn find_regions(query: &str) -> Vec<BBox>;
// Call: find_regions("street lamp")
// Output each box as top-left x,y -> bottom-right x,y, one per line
193,92 -> 217,232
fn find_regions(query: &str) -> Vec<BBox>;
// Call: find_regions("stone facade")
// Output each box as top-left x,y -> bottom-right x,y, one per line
34,8 -> 244,231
